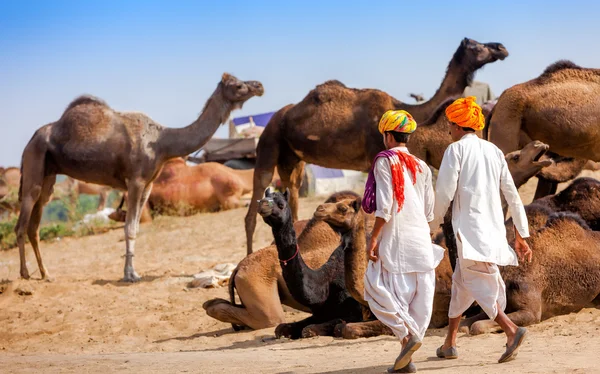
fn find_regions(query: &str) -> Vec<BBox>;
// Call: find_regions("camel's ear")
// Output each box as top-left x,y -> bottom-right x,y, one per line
351,197 -> 362,212
222,73 -> 232,83
265,187 -> 272,197
283,188 -> 290,202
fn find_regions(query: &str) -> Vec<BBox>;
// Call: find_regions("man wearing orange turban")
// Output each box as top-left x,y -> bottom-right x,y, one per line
363,110 -> 443,373
430,97 -> 532,363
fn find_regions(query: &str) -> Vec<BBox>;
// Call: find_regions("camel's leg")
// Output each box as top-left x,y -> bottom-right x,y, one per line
302,318 -> 345,338
277,149 -> 305,222
334,319 -> 394,339
204,270 -> 286,329
458,311 -> 489,333
469,308 -> 542,335
122,180 -> 147,282
245,165 -> 276,255
15,151 -> 48,279
276,315 -> 323,340
97,190 -> 107,211
26,176 -> 56,280
533,177 -> 558,201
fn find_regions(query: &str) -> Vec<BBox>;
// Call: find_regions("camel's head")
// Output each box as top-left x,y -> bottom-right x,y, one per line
506,141 -> 553,188
460,38 -> 509,67
258,188 -> 291,227
220,73 -> 264,110
313,197 -> 362,232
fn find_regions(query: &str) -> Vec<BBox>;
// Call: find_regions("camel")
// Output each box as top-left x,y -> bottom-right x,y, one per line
257,189 -> 363,339
203,191 -> 359,331
458,212 -> 600,335
15,73 -> 263,281
203,142 -> 551,336
245,38 -> 509,254
437,177 -> 600,335
488,60 -> 600,162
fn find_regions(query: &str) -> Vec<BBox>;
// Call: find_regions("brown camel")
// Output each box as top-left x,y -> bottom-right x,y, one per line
0,167 -> 20,214
439,177 -> 600,335
245,38 -> 509,254
204,143 -> 549,334
460,211 -> 600,335
15,73 -> 263,282
488,60 -> 600,162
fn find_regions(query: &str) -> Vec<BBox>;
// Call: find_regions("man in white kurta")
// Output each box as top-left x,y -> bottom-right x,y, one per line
429,97 -> 532,364
363,110 -> 443,373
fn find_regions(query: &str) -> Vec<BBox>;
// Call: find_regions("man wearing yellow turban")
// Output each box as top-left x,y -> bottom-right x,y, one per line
363,110 -> 443,373
430,97 -> 533,363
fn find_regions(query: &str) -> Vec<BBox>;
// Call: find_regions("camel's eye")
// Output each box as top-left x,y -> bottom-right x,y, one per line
513,155 -> 520,162
339,206 -> 348,213
278,202 -> 285,209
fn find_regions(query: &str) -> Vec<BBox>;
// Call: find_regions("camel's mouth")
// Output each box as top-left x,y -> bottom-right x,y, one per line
533,144 -> 550,163
313,210 -> 328,220
257,198 -> 274,217
486,42 -> 509,61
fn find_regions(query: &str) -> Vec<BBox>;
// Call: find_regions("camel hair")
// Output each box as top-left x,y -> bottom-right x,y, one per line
488,60 -> 600,163
258,188 -> 363,339
15,73 -> 263,282
203,191 -> 360,332
204,141 -> 550,336
244,37 -> 509,254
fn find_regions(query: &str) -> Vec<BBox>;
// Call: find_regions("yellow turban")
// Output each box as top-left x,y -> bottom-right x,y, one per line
445,96 -> 485,131
378,110 -> 417,134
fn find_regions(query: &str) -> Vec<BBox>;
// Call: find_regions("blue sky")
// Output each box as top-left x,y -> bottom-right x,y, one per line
1,0 -> 598,166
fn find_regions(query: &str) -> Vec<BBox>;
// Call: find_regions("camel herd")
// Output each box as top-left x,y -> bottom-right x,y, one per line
4,36 -> 600,346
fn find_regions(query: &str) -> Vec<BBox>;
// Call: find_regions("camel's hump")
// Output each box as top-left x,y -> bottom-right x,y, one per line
541,60 -> 582,76
63,95 -> 109,114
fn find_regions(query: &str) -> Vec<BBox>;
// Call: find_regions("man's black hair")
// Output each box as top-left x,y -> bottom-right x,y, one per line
385,131 -> 411,143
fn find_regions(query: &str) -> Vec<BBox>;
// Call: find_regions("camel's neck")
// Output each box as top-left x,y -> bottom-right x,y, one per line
272,216 -> 343,307
343,215 -> 368,304
158,84 -> 233,160
397,54 -> 474,122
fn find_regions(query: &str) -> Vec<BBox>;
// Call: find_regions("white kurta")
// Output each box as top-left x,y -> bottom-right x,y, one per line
373,147 -> 443,273
430,134 -> 529,266
364,147 -> 443,340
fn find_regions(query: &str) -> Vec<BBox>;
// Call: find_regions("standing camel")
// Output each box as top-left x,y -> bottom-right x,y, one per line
488,60 -> 600,162
15,74 -> 263,282
245,38 -> 509,254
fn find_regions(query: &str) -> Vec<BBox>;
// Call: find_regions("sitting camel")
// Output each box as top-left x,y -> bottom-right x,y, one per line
245,38 -> 509,254
203,191 -> 360,331
204,141 -> 552,336
258,189 -> 363,339
457,211 -> 600,335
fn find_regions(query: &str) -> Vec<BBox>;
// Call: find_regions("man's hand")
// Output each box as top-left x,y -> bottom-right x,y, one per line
515,235 -> 532,263
367,238 -> 379,262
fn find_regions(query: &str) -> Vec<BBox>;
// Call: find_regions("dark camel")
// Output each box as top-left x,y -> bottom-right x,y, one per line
258,189 -> 363,339
245,38 -> 509,254
15,74 -> 263,281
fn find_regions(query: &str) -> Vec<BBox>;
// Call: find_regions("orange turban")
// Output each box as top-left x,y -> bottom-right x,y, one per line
445,96 -> 485,131
378,110 -> 417,134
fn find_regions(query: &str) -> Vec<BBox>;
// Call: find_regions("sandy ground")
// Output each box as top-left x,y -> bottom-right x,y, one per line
1,173 -> 600,373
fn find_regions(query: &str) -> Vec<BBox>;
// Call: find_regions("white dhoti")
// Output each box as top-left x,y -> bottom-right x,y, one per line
449,242 -> 507,320
364,260 -> 435,341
